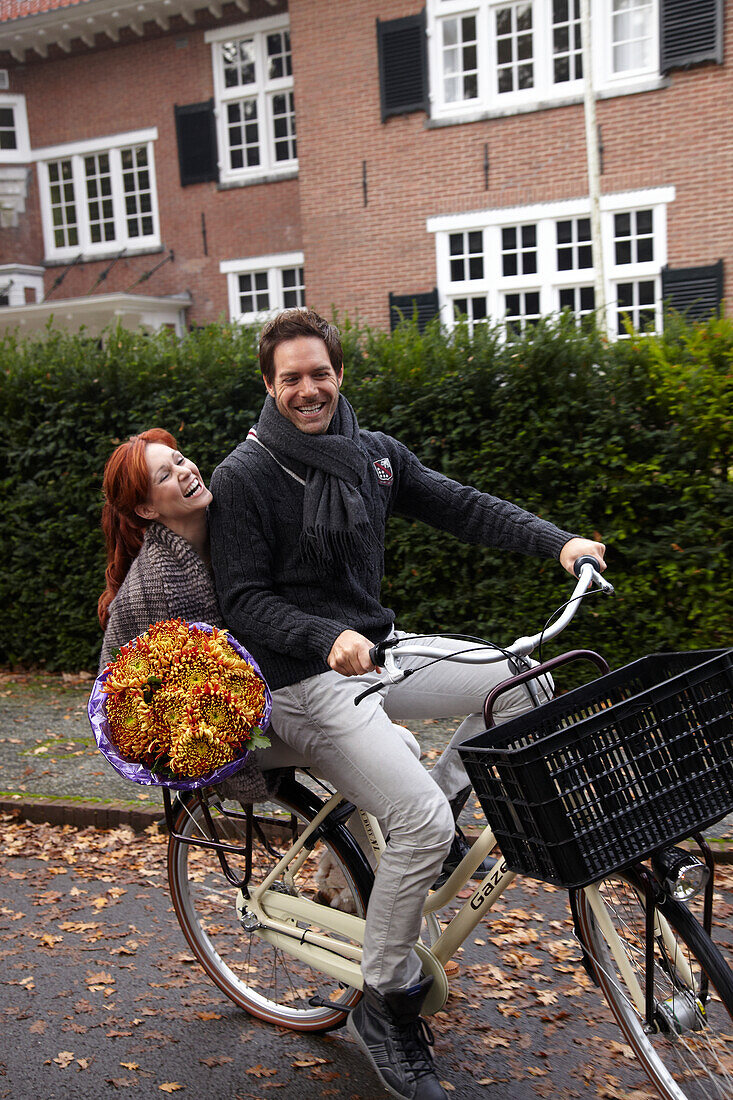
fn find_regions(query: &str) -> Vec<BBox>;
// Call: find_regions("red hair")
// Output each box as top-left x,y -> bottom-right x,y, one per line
97,428 -> 177,628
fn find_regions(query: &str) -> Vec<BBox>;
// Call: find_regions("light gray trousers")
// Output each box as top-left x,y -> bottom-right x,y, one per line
254,635 -> 544,993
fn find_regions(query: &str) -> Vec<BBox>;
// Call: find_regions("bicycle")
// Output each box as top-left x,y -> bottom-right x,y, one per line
163,559 -> 733,1099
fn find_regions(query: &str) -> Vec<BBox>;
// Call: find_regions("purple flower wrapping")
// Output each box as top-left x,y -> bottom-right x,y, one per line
87,622 -> 273,790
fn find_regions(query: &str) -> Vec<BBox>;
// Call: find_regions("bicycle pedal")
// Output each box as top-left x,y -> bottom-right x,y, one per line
308,995 -> 356,1013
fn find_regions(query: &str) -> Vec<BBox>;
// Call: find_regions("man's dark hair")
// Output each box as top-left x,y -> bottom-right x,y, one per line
259,309 -> 343,385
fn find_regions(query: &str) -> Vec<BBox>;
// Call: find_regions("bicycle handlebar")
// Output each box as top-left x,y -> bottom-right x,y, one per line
354,560 -> 613,705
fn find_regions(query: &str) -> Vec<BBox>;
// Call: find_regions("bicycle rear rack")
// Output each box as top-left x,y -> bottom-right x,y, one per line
162,786 -> 297,890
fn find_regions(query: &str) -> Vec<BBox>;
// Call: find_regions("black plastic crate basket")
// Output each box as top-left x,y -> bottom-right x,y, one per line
458,649 -> 733,889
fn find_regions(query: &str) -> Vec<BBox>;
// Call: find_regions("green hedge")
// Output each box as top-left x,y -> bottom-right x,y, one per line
0,313 -> 730,673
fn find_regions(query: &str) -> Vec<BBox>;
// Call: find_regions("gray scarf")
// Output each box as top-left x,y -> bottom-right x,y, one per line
256,394 -> 377,567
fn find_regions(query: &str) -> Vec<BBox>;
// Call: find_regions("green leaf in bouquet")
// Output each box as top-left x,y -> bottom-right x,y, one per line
247,727 -> 271,750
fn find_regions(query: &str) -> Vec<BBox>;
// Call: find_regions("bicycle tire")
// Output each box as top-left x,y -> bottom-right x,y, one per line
167,773 -> 374,1032
573,867 -> 733,1099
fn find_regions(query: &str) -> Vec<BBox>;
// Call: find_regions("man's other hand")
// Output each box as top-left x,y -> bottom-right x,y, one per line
327,630 -> 377,676
559,536 -> 607,576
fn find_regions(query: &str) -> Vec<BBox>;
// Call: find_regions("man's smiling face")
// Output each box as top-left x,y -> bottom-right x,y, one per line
265,335 -> 343,435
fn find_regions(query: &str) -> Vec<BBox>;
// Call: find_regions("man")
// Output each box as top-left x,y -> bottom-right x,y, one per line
209,309 -> 605,1099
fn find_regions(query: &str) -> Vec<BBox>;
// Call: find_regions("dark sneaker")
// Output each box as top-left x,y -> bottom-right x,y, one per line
432,827 -> 492,890
347,976 -> 449,1099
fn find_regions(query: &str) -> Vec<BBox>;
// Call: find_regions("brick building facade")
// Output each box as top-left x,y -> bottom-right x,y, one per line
0,0 -> 727,336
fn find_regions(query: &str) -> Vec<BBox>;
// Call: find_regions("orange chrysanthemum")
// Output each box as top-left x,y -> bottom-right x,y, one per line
148,684 -> 188,753
103,639 -> 157,693
223,669 -> 267,727
146,618 -> 190,670
168,723 -> 237,778
106,688 -> 156,762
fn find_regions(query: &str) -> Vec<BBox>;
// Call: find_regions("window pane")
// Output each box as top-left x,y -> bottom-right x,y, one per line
450,258 -> 465,281
616,240 -> 632,265
577,243 -> 592,268
617,282 -> 633,308
579,286 -> 595,311
0,104 -> 17,150
121,145 -> 155,239
556,219 -> 572,245
638,279 -> 654,305
272,91 -> 297,162
85,151 -> 116,244
441,15 -> 478,103
48,157 -> 78,249
503,252 -> 518,276
637,236 -> 653,263
228,99 -> 260,169
615,212 -> 630,237
612,0 -> 653,72
223,38 -> 256,88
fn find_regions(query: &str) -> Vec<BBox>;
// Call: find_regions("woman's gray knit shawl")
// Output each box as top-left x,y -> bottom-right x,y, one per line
99,521 -> 223,671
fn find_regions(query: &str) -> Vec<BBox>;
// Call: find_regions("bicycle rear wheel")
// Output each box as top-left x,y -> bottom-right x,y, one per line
574,869 -> 733,1099
167,775 -> 373,1032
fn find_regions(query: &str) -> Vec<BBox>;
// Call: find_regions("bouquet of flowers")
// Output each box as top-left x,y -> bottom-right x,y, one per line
88,620 -> 272,790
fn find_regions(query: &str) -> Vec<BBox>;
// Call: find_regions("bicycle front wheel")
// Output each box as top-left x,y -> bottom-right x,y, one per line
167,775 -> 373,1032
574,869 -> 733,1099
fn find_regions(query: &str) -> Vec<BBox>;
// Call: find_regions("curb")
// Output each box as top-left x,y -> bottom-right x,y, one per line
2,795 -> 732,863
0,796 -> 163,833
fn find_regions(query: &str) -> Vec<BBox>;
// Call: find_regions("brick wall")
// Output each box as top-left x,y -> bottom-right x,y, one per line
0,0 -> 301,325
292,0 -> 732,328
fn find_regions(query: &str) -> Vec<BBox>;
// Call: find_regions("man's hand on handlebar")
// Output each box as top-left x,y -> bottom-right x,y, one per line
559,536 -> 607,577
328,629 -> 379,676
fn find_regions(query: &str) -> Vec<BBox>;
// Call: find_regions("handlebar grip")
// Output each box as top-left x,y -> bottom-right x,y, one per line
573,554 -> 603,578
368,644 -> 383,667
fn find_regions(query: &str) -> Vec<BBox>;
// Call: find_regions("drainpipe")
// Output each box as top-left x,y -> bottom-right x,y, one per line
580,0 -> 607,334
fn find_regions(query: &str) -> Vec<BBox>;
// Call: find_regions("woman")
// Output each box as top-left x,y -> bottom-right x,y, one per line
98,428 -> 220,670
97,428 -> 268,799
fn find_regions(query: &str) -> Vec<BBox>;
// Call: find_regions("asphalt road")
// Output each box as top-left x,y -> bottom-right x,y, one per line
3,814 -> 733,1100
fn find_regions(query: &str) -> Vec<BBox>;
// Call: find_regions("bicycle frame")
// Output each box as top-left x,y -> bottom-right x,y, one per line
234,785 -> 707,1025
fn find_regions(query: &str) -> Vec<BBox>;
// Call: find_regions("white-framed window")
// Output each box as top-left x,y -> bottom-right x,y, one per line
206,14 -> 296,185
220,251 -> 305,323
34,129 -> 160,262
0,94 -> 31,163
427,0 -> 660,120
428,186 -> 672,337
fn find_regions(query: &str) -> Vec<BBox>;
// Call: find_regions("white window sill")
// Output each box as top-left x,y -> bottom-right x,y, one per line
43,243 -> 164,268
217,167 -> 298,191
426,75 -> 669,128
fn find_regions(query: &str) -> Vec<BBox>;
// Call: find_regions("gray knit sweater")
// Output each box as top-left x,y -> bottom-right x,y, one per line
99,522 -> 224,671
209,429 -> 576,691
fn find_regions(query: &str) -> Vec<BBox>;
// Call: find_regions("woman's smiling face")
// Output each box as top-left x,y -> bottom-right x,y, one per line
137,443 -> 213,524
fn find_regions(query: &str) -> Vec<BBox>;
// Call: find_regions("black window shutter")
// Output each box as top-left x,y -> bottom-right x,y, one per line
389,288 -> 439,332
662,260 -> 723,321
377,10 -> 428,121
660,0 -> 723,73
174,100 -> 218,186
